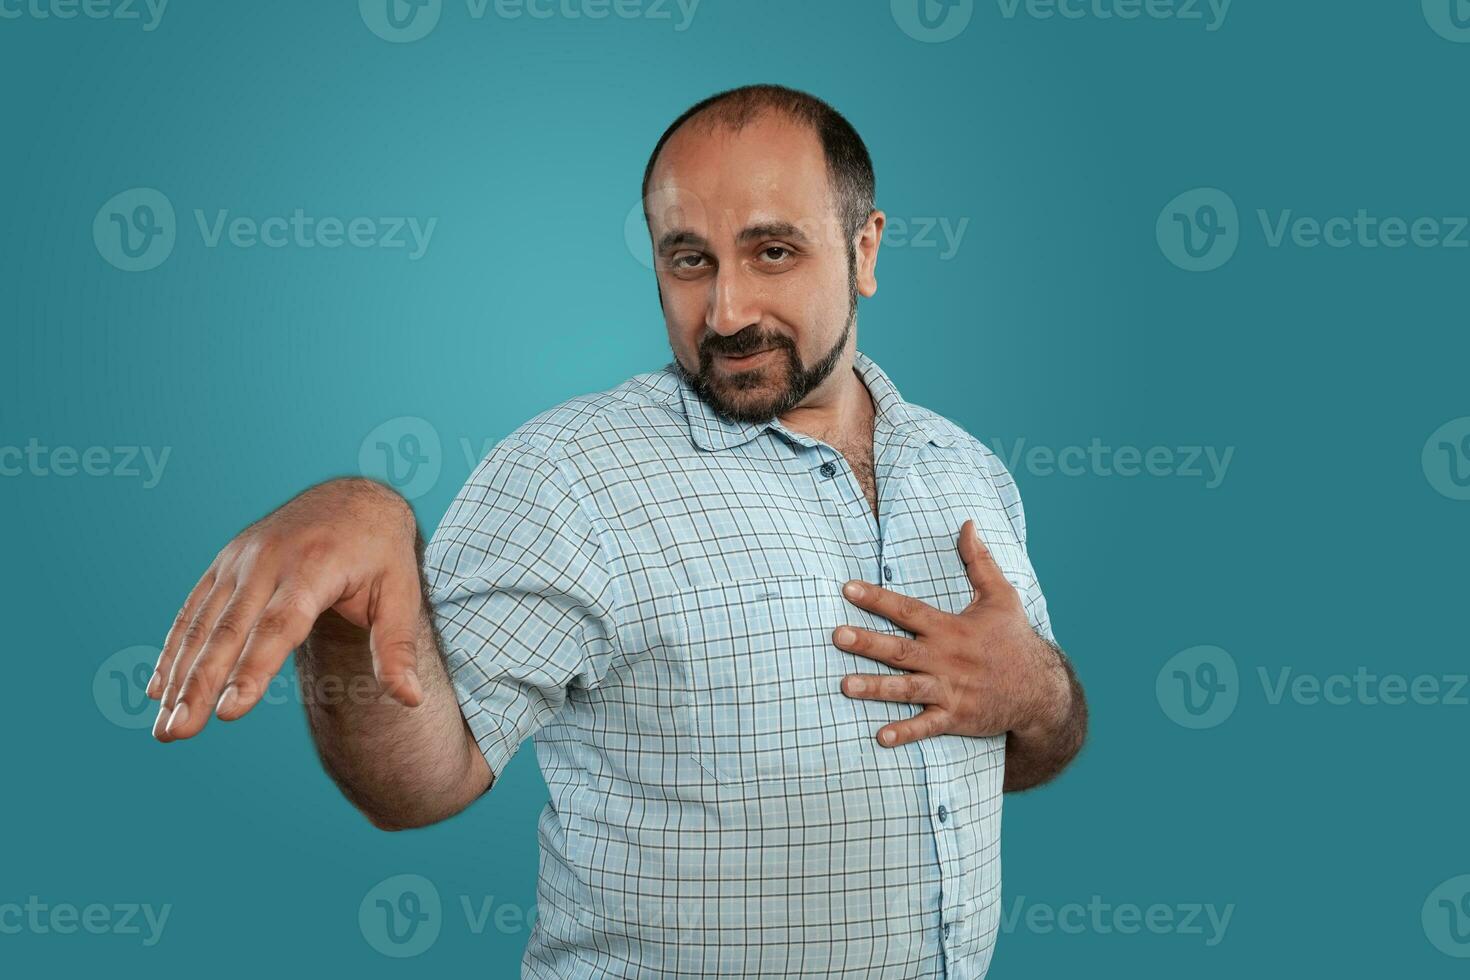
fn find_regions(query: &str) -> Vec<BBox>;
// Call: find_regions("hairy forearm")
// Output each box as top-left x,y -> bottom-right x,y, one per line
298,602 -> 489,830
1003,637 -> 1087,792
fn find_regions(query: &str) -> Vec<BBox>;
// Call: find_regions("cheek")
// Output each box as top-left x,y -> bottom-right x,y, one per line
661,286 -> 704,358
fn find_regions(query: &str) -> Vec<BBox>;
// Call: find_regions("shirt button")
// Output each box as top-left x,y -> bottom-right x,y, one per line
937,804 -> 949,823
882,564 -> 893,582
819,461 -> 837,478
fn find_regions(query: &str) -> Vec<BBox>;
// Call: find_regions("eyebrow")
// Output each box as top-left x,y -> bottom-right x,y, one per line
656,221 -> 812,256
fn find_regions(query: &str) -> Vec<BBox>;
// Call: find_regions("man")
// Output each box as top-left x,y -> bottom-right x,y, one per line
146,84 -> 1086,978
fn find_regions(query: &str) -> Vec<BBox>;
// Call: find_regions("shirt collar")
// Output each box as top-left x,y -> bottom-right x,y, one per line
672,349 -> 955,452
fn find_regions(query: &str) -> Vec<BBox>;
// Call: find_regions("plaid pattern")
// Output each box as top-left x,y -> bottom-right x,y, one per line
425,351 -> 1056,979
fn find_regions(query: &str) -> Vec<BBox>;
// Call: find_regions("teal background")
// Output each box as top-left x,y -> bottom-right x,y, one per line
4,0 -> 1468,975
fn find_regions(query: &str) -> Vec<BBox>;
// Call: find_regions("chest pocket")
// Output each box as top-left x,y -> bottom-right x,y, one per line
657,574 -> 911,786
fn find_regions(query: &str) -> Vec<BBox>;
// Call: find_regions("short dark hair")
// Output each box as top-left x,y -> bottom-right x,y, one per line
640,83 -> 877,245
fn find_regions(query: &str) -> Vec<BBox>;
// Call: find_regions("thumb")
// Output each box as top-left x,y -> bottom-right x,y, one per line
958,519 -> 1009,602
368,571 -> 427,707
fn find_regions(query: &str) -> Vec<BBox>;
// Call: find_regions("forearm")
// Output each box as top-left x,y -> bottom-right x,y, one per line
1003,637 -> 1087,792
298,605 -> 490,830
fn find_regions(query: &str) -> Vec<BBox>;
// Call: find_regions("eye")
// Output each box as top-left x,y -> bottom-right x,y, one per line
758,245 -> 793,263
668,252 -> 708,272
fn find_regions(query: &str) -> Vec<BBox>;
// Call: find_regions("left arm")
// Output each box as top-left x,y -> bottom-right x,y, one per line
1000,633 -> 1087,791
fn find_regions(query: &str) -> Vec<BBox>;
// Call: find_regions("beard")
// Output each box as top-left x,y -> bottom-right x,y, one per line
670,247 -> 858,425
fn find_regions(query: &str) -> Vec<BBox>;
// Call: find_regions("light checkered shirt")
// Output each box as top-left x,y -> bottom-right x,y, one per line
425,350 -> 1057,979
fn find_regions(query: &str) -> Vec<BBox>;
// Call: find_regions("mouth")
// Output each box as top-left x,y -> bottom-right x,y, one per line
715,348 -> 776,369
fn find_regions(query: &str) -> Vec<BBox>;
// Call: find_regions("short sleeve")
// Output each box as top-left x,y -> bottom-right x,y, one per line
976,441 -> 1059,647
424,436 -> 620,782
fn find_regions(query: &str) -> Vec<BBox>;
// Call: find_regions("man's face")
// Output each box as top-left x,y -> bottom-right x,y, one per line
644,112 -> 881,423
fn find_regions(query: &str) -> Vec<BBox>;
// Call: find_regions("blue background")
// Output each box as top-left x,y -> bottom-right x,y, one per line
3,0 -> 1467,975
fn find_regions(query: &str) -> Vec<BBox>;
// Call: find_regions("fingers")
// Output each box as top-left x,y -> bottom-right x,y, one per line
163,580 -> 278,739
876,705 -> 950,748
154,577 -> 234,740
832,625 -> 928,670
958,519 -> 1011,600
366,570 -> 427,708
149,567 -> 219,700
210,583 -> 328,724
841,671 -> 940,705
840,580 -> 940,634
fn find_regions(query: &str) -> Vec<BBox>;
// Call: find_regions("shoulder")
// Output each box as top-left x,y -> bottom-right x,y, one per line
484,367 -> 686,467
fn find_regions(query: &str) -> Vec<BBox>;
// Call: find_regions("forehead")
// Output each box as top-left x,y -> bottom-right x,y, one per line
647,112 -> 837,234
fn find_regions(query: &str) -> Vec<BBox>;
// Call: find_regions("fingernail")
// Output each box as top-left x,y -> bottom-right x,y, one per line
152,706 -> 169,739
834,627 -> 856,646
881,730 -> 896,745
164,701 -> 190,735
846,678 -> 866,694
146,670 -> 162,697
215,685 -> 239,718
843,581 -> 864,599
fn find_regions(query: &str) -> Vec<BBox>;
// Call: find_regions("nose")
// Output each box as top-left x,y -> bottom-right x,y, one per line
705,266 -> 760,337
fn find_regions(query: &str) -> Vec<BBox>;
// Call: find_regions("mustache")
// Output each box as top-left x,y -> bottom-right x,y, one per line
699,328 -> 795,359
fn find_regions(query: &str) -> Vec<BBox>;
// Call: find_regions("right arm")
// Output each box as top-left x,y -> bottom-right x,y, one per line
147,477 -> 490,829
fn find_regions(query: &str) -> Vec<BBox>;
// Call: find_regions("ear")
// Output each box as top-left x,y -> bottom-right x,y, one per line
854,210 -> 885,298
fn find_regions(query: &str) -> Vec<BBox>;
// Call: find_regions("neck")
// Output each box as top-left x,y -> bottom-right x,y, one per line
778,347 -> 874,447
